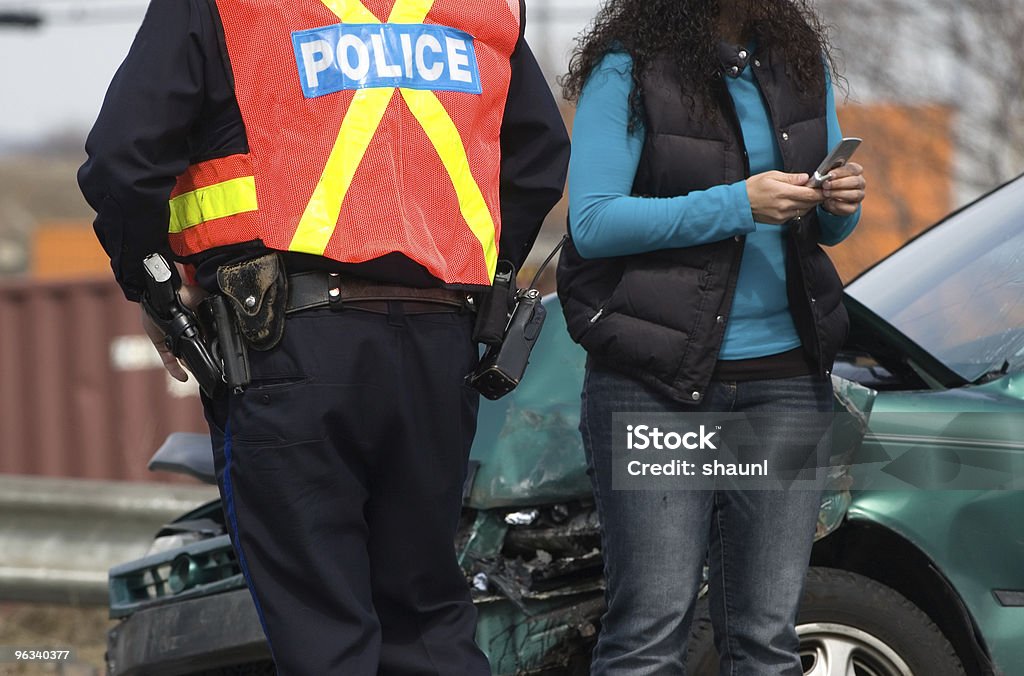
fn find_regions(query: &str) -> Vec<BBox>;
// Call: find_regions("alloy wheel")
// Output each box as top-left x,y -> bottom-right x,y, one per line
798,622 -> 913,676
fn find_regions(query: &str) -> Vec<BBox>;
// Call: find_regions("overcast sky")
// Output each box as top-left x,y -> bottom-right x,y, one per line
0,3 -> 140,148
0,0 -> 596,152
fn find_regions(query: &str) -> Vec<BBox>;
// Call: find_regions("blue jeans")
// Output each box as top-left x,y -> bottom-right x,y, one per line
581,360 -> 833,676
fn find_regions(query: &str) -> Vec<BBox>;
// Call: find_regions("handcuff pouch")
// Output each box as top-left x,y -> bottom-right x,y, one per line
216,253 -> 287,351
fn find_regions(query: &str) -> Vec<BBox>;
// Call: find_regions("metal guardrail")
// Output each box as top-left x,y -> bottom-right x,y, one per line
0,474 -> 218,605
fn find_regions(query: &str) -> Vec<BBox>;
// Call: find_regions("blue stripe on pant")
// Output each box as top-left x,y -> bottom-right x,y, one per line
220,414 -> 279,665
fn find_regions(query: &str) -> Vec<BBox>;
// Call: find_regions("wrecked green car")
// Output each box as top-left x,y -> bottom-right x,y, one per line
107,176 -> 1024,676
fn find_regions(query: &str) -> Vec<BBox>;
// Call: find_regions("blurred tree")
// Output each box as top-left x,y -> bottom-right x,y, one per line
810,0 -> 1024,279
818,0 -> 1024,201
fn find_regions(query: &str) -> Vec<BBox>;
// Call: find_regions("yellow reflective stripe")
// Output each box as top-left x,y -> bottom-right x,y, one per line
399,88 -> 498,279
387,0 -> 434,23
319,0 -> 432,24
289,87 -> 394,254
319,0 -> 379,22
168,176 -> 258,234
293,0 -> 498,280
291,0 -> 431,254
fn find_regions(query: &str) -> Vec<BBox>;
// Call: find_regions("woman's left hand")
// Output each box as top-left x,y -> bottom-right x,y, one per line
821,162 -> 866,216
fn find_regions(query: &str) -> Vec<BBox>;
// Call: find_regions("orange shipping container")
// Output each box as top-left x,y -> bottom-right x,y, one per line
31,221 -> 111,280
0,277 -> 207,482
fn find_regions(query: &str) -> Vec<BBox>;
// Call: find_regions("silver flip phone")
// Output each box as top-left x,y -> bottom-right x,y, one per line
807,137 -> 862,188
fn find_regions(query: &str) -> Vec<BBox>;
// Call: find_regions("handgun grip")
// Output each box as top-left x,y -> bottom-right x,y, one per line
142,253 -> 178,315
142,291 -> 224,397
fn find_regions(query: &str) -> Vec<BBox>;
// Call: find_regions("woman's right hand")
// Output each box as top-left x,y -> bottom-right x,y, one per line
746,171 -> 824,225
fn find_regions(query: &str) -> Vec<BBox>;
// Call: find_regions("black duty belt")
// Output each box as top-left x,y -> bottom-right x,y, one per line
285,270 -> 469,315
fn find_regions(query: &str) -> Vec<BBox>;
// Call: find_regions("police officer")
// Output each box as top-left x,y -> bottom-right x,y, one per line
79,0 -> 569,673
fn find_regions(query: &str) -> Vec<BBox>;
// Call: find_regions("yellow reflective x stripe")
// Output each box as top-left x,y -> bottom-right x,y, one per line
400,88 -> 498,275
289,87 -> 394,253
386,0 -> 434,23
318,0 -> 378,23
168,176 -> 258,234
288,0 -> 498,281
288,0 -> 427,255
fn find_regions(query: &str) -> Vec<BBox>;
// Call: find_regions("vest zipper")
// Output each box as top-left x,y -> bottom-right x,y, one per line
589,307 -> 605,323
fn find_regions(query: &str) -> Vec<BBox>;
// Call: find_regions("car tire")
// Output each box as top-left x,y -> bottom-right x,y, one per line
685,566 -> 967,676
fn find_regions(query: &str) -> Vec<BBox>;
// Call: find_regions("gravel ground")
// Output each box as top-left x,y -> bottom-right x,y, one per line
0,603 -> 111,676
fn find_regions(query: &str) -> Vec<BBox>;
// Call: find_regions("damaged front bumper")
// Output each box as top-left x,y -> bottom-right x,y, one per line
108,501 -> 605,676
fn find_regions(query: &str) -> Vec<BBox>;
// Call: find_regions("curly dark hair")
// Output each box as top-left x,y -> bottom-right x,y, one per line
561,0 -> 840,129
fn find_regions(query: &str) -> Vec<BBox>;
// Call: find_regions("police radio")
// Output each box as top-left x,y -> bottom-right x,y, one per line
465,237 -> 565,400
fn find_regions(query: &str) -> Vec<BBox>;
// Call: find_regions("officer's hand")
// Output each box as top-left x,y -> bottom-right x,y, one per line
746,171 -> 824,225
141,284 -> 207,383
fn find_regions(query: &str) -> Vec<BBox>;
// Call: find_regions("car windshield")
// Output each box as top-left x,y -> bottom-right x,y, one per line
846,175 -> 1024,383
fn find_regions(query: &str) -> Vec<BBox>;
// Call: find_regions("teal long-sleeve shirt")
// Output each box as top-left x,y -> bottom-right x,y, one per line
568,50 -> 860,359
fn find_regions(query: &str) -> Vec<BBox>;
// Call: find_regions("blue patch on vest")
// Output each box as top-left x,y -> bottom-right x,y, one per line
292,23 -> 482,98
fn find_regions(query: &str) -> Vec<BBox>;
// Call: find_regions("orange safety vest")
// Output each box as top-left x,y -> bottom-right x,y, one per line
167,0 -> 520,287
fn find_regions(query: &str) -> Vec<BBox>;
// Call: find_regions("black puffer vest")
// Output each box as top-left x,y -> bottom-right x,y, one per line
557,48 -> 848,405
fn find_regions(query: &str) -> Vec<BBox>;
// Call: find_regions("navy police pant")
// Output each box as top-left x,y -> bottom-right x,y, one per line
203,302 -> 489,675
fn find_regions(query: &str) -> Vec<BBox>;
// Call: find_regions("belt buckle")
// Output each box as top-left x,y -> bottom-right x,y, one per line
327,272 -> 344,310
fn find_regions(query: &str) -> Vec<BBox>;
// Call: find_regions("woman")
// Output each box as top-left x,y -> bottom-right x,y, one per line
556,0 -> 866,673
